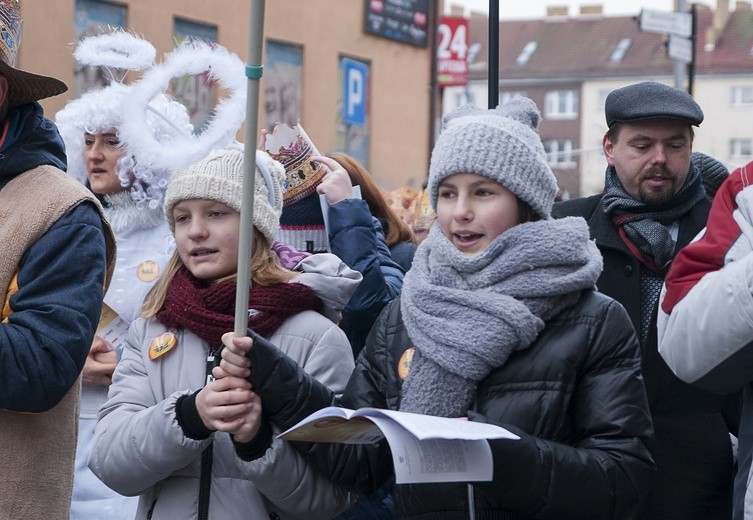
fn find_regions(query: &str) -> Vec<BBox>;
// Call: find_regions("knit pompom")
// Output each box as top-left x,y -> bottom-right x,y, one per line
429,97 -> 558,220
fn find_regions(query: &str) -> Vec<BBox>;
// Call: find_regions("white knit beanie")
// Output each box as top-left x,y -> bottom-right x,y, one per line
428,97 -> 558,220
164,147 -> 285,246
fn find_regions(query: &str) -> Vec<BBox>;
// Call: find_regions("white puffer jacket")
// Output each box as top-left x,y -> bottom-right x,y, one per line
89,253 -> 361,520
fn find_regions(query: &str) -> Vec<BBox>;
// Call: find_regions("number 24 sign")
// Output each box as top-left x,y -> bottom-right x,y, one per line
437,16 -> 469,87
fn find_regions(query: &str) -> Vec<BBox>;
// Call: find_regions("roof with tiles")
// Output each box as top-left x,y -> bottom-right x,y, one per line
466,6 -> 753,82
698,8 -> 753,73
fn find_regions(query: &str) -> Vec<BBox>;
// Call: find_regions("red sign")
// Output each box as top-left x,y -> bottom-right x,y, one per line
437,16 -> 468,87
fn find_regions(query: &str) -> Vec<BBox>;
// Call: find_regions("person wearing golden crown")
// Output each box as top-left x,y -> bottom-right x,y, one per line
0,1 -> 116,518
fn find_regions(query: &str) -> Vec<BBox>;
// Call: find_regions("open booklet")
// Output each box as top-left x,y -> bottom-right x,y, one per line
278,406 -> 519,484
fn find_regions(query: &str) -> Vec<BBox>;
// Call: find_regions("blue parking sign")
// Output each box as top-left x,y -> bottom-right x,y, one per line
342,58 -> 368,127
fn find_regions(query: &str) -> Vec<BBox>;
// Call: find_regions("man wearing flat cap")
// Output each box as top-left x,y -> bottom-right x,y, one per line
0,1 -> 115,518
554,81 -> 737,520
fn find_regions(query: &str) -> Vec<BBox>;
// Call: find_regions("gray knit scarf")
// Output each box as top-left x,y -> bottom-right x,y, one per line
602,163 -> 705,272
399,217 -> 603,417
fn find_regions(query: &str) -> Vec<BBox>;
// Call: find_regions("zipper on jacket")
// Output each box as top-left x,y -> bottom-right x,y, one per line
197,444 -> 213,520
198,347 -> 218,519
206,347 -> 219,385
467,400 -> 479,520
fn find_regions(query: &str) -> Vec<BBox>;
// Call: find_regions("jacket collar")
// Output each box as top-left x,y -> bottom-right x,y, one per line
0,102 -> 66,188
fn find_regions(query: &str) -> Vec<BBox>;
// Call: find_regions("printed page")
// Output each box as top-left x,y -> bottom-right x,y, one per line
280,406 -> 385,444
358,408 -> 519,441
280,406 -> 519,444
278,406 -> 520,483
364,415 -> 495,483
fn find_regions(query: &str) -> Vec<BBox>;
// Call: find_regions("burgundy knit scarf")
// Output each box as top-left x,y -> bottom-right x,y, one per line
157,266 -> 322,346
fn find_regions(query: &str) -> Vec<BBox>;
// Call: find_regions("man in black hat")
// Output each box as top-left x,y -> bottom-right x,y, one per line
554,81 -> 737,520
0,1 -> 115,518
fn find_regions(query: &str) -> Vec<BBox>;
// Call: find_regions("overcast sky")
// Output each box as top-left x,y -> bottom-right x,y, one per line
446,0 -> 719,19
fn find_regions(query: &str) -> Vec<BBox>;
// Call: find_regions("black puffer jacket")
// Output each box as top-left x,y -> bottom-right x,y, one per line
248,290 -> 656,520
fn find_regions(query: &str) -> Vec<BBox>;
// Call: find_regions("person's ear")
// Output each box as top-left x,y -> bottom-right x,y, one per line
603,134 -> 616,166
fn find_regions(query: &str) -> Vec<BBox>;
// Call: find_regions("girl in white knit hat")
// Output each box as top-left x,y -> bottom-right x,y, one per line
218,97 -> 657,519
56,29 -> 259,519
86,146 -> 360,520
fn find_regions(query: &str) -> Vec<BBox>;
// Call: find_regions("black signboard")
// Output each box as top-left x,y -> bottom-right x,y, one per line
364,0 -> 430,48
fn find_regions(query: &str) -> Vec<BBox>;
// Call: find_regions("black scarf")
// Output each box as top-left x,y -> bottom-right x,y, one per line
602,163 -> 705,272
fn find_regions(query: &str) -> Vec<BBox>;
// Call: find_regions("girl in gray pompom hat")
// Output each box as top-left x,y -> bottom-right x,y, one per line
217,98 -> 656,520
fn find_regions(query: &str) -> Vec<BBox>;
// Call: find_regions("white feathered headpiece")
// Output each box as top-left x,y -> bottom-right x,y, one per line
55,31 -> 247,210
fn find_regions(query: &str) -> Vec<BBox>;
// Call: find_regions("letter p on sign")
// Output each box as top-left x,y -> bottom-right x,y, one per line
342,58 -> 368,126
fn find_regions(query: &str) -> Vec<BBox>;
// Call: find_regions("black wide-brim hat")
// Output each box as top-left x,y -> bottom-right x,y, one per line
0,59 -> 67,107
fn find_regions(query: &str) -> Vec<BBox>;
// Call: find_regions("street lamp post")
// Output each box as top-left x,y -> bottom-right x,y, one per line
488,0 -> 499,109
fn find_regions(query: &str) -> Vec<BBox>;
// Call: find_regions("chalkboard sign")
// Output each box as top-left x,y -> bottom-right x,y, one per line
364,0 -> 430,48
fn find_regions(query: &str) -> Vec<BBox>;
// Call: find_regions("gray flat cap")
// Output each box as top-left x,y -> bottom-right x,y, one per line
605,81 -> 703,127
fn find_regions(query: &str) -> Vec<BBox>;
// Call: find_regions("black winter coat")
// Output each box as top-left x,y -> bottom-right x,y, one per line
248,290 -> 656,520
553,195 -> 739,520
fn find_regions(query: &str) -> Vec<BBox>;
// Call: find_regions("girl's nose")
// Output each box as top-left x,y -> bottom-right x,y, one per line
453,195 -> 472,221
187,218 -> 208,239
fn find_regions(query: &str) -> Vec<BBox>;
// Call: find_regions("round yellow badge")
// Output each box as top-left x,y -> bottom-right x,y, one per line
137,260 -> 160,283
148,332 -> 177,360
397,347 -> 415,380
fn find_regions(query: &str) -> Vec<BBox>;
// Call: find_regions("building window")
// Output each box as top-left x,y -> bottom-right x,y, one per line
499,90 -> 526,106
173,18 -> 219,133
544,90 -> 579,119
731,86 -> 753,107
265,40 -> 304,131
544,139 -> 576,167
730,139 -> 753,158
73,0 -> 128,96
609,38 -> 632,63
516,41 -> 537,65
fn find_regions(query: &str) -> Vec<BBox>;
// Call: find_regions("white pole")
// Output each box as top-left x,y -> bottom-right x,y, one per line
235,0 -> 266,336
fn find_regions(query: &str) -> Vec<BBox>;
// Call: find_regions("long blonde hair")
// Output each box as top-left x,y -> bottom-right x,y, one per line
141,228 -> 295,318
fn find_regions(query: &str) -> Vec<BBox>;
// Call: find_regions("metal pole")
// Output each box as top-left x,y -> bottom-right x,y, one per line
429,0 -> 440,158
688,3 -> 696,96
467,484 -> 477,520
235,0 -> 266,336
674,0 -> 687,90
488,0 -> 499,109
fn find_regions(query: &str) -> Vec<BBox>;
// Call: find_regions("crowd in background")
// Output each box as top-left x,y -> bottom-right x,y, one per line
5,2 -> 753,520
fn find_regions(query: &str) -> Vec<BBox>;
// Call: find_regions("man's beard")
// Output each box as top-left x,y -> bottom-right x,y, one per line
637,165 -> 679,206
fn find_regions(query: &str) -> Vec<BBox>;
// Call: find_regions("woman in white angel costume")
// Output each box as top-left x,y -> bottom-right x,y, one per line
55,32 -> 247,520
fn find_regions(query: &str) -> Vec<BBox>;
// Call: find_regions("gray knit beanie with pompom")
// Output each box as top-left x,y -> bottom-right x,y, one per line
428,97 -> 558,220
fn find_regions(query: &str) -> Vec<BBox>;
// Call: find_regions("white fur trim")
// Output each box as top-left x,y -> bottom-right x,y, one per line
74,30 -> 156,71
118,40 -> 247,174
